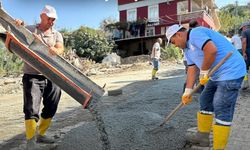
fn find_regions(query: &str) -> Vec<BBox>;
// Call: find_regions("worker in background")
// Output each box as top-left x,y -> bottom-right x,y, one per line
240,21 -> 250,90
166,24 -> 246,150
231,30 -> 242,54
151,38 -> 162,80
16,5 -> 64,149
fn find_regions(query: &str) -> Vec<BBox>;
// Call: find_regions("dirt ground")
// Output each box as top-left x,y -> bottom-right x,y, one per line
0,61 -> 209,150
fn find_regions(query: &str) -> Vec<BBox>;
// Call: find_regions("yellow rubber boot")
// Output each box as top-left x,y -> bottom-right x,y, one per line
197,112 -> 213,133
37,117 -> 55,144
213,124 -> 231,150
38,117 -> 52,136
242,74 -> 249,90
25,119 -> 37,140
152,69 -> 158,80
186,112 -> 213,147
25,119 -> 38,150
244,74 -> 248,81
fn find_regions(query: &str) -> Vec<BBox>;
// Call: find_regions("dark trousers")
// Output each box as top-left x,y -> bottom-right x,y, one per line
22,74 -> 61,121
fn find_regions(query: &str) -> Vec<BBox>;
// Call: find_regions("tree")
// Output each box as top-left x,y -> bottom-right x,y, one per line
59,28 -> 73,52
70,26 -> 114,62
0,42 -> 23,76
218,4 -> 250,34
99,17 -> 117,32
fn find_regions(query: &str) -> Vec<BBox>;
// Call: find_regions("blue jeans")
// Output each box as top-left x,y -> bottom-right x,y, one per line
152,58 -> 160,70
199,77 -> 243,126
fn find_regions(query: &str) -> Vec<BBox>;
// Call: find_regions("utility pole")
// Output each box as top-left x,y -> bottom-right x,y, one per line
234,0 -> 238,34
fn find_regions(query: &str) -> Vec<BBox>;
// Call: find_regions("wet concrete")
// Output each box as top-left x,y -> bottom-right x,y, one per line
57,66 -> 200,150
88,101 -> 111,150
56,122 -> 102,150
1,63 -> 249,150
227,89 -> 250,150
0,63 -> 203,150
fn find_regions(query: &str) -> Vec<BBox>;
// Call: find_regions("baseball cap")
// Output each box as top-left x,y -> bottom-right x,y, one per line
166,24 -> 184,46
239,21 -> 250,30
41,5 -> 58,19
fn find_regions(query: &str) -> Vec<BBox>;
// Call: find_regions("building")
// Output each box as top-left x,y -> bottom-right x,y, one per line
113,0 -> 220,57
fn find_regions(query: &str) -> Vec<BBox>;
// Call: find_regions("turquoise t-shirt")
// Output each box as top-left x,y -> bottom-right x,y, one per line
185,27 -> 246,81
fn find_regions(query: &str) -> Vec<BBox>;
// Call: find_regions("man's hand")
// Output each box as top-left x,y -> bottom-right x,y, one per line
200,70 -> 209,85
48,46 -> 58,56
243,52 -> 247,60
32,33 -> 43,43
182,88 -> 193,105
15,19 -> 24,26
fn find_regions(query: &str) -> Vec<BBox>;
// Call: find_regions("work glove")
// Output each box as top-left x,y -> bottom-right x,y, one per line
182,88 -> 193,105
199,70 -> 209,85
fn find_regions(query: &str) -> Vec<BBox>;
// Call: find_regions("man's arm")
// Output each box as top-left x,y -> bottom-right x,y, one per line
197,41 -> 217,85
48,42 -> 64,55
231,37 -> 235,45
242,37 -> 247,60
201,41 -> 217,70
185,65 -> 198,89
182,64 -> 198,105
55,42 -> 64,54
151,46 -> 155,58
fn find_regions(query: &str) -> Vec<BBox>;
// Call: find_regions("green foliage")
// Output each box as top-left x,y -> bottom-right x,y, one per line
0,25 -> 115,76
218,4 -> 250,33
99,17 -> 117,31
161,44 -> 182,60
69,26 -> 115,62
0,42 -> 23,76
59,28 -> 73,53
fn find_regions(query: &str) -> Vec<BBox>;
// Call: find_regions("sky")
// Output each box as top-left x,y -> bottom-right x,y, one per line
1,0 -> 249,30
215,0 -> 249,8
1,0 -> 119,30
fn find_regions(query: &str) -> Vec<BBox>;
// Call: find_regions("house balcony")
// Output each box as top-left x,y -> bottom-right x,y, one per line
177,10 -> 215,29
112,11 -> 218,42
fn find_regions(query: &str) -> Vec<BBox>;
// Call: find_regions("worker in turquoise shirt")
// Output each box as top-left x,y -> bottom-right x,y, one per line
166,24 -> 246,150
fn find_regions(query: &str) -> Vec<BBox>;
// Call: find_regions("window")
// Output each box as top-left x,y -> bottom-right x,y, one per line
127,9 -> 137,22
145,27 -> 155,36
177,0 -> 188,15
191,0 -> 201,12
148,5 -> 159,22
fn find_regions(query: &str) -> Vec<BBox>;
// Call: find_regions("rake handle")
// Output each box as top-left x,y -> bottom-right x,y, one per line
160,51 -> 234,126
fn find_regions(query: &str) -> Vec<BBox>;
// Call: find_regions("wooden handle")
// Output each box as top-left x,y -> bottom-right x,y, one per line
160,51 -> 234,125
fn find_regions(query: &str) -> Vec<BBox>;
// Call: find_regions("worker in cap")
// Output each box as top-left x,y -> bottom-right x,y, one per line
166,24 -> 246,149
15,5 -> 64,149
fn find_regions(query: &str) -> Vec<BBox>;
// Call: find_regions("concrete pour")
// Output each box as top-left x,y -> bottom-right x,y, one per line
57,68 -> 200,150
1,63 -> 249,150
56,122 -> 102,150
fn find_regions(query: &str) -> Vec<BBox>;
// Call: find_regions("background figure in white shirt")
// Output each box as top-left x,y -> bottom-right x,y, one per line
231,33 -> 242,54
151,38 -> 162,80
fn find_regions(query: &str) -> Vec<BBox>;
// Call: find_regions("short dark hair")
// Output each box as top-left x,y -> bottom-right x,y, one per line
178,27 -> 187,32
171,27 -> 187,40
189,20 -> 199,28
